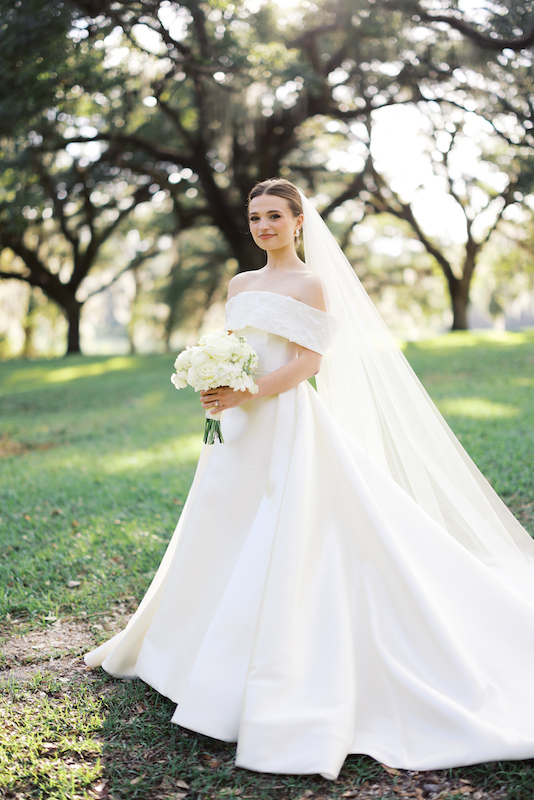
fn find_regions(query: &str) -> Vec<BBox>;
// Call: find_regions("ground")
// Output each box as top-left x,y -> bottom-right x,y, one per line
1,332 -> 534,799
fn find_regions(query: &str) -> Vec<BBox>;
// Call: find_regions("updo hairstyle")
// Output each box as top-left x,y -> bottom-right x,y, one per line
247,178 -> 303,218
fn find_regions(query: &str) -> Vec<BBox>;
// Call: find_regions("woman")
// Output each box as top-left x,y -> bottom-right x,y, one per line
86,179 -> 534,780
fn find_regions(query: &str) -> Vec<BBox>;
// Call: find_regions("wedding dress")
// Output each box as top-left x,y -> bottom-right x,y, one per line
86,287 -> 534,780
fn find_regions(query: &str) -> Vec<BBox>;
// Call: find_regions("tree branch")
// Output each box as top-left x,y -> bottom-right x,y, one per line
379,1 -> 534,51
81,246 -> 159,301
62,133 -> 196,168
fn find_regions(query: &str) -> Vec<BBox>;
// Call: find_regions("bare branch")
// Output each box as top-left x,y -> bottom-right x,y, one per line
379,1 -> 534,51
61,133 -> 196,168
81,247 -> 159,301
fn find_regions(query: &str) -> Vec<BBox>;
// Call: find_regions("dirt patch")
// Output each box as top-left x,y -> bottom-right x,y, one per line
340,771 -> 507,799
0,432 -> 57,458
0,619 -> 95,670
0,611 -> 132,677
0,653 -> 93,686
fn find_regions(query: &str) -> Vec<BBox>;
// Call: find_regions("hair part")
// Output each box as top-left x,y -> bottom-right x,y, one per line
248,178 -> 303,218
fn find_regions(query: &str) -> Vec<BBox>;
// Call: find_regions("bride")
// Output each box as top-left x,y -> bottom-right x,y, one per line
86,178 -> 534,780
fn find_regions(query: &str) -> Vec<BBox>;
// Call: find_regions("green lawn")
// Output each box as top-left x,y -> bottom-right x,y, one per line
1,331 -> 533,800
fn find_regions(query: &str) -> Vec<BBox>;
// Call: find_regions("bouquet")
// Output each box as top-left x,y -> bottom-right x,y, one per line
171,329 -> 259,444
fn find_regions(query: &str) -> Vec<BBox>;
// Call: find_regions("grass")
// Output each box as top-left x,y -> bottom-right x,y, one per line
0,330 -> 533,799
403,330 -> 534,531
0,354 -> 203,627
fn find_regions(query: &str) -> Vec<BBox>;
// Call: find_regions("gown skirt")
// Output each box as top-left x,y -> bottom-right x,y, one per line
86,301 -> 534,781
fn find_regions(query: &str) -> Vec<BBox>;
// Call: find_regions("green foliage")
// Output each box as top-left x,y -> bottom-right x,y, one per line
0,0 -> 78,133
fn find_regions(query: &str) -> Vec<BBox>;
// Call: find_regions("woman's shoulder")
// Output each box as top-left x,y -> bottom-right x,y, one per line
292,272 -> 326,313
227,271 -> 261,300
227,268 -> 325,313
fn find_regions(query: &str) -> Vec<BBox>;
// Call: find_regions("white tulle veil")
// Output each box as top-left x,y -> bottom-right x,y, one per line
299,189 -> 534,570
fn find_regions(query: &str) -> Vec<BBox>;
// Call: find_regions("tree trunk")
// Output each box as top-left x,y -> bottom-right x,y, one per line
233,235 -> 265,273
21,289 -> 37,358
65,302 -> 82,354
450,284 -> 470,330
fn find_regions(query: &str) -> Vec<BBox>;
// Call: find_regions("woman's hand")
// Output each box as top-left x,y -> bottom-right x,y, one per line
200,386 -> 254,412
200,345 -> 322,413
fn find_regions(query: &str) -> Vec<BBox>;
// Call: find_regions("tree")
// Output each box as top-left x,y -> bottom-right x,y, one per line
2,0 -> 534,350
61,0 -> 471,267
378,0 -> 534,52
361,112 -> 523,328
0,135 -> 168,352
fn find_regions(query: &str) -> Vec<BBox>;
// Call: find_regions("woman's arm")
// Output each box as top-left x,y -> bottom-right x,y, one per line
201,345 -> 322,412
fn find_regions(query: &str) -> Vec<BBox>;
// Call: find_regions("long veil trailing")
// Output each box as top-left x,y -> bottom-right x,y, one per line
299,190 -> 534,572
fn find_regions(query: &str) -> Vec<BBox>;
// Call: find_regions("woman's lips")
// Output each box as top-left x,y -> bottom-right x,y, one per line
259,234 -> 275,239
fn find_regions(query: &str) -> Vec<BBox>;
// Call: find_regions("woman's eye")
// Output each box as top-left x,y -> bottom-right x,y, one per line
270,214 -> 280,219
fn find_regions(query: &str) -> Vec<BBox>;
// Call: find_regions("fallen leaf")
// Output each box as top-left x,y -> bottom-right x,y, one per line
176,780 -> 190,789
381,765 -> 400,776
342,792 -> 359,798
130,773 -> 146,785
136,702 -> 147,713
71,520 -> 80,527
51,508 -> 63,516
459,788 -> 473,795
114,519 -> 121,525
92,779 -> 109,799
24,514 -> 31,520
67,580 -> 81,588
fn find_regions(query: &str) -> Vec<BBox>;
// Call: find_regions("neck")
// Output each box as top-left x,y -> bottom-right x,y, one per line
264,242 -> 301,270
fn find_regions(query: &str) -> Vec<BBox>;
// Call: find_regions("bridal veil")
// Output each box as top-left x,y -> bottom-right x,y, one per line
299,190 -> 534,571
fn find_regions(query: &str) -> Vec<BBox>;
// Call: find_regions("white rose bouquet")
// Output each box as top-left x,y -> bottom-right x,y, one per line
171,329 -> 259,444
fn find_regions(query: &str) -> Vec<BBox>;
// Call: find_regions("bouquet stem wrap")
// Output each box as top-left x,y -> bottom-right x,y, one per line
204,409 -> 224,444
171,329 -> 259,445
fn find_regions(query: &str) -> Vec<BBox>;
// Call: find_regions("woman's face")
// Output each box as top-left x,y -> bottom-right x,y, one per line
248,194 -> 303,252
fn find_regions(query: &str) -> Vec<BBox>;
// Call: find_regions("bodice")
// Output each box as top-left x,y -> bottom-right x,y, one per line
225,290 -> 335,375
225,291 -> 334,355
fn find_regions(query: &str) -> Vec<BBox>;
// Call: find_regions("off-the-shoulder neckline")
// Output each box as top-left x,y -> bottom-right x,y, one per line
226,290 -> 328,316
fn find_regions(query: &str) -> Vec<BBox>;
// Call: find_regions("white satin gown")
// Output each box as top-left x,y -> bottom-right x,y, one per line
85,291 -> 534,780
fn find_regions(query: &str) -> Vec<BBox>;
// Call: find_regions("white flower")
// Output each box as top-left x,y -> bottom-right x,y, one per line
199,330 -> 235,361
171,373 -> 188,389
190,348 -> 209,368
170,329 -> 259,397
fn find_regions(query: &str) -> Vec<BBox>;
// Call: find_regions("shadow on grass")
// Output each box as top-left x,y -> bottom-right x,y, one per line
95,675 -> 534,800
4,661 -> 534,800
